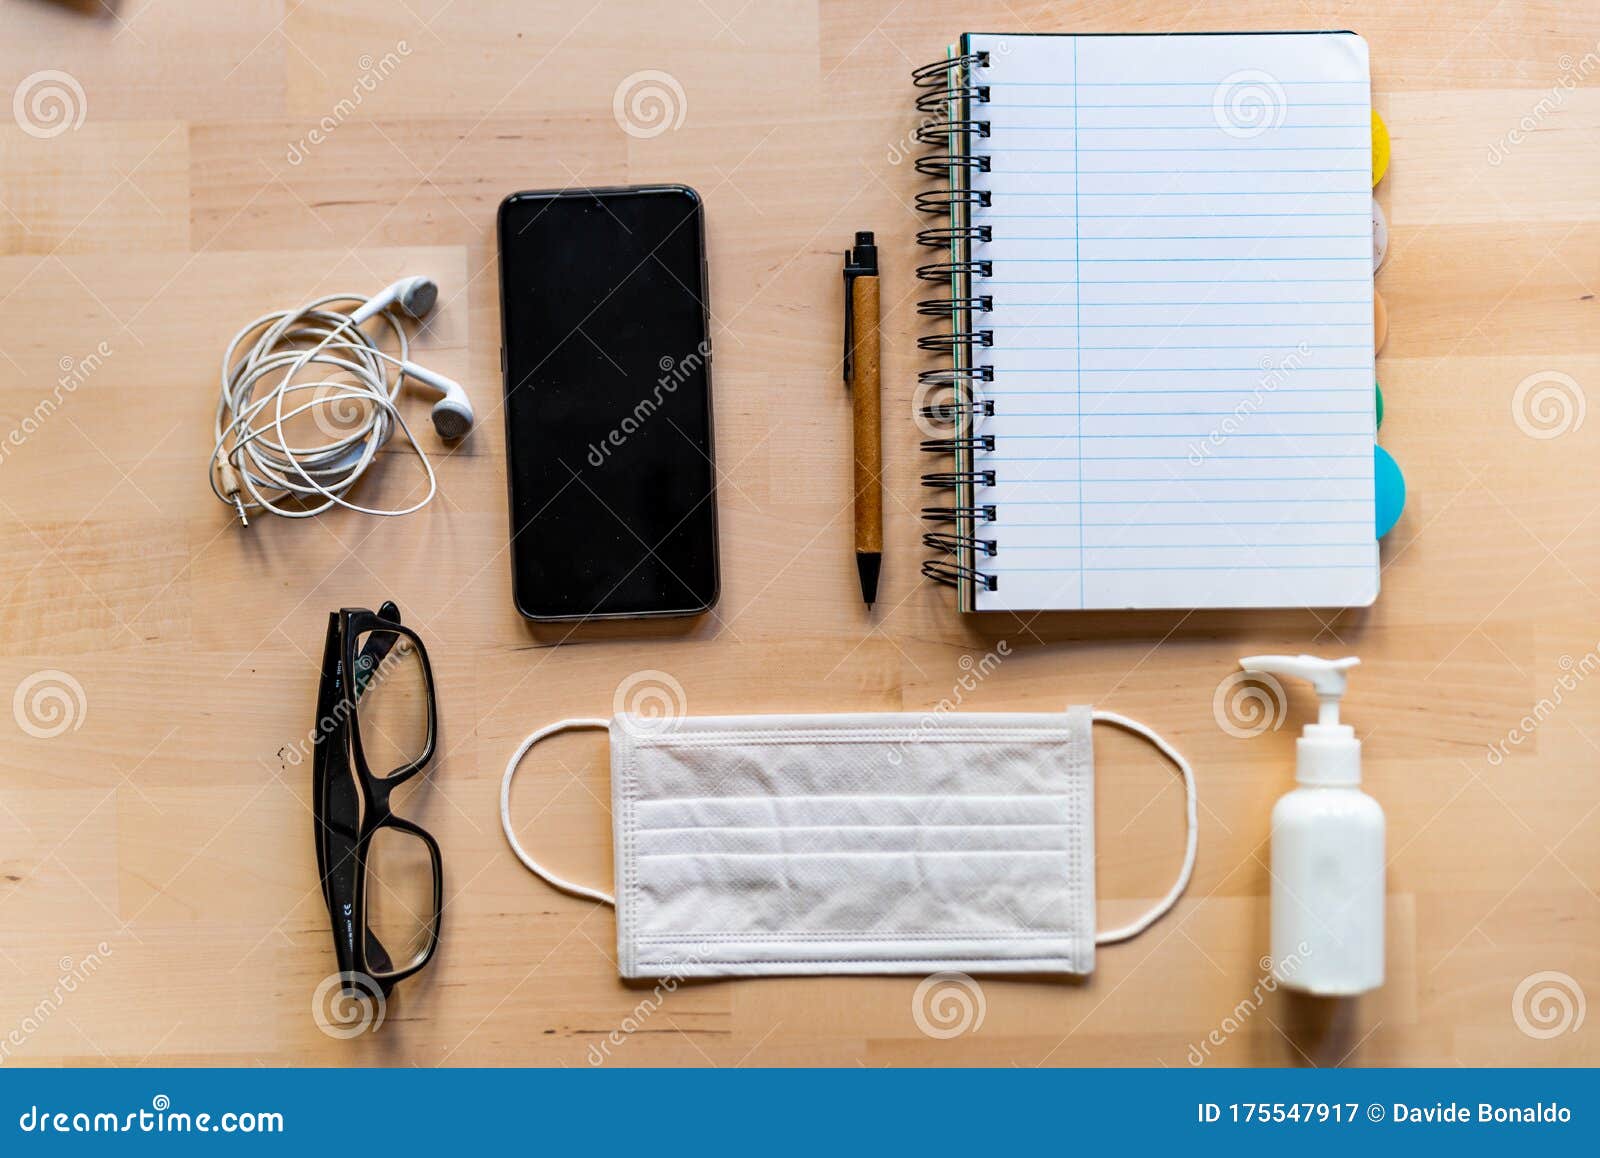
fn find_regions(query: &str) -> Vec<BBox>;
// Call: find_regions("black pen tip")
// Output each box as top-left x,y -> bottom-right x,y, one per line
856,552 -> 882,607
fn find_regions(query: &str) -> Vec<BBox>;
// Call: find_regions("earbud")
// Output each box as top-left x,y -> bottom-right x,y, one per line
401,361 -> 475,440
350,276 -> 440,326
349,277 -> 473,438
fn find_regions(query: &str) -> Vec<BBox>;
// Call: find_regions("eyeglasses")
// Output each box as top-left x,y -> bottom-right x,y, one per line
313,602 -> 443,997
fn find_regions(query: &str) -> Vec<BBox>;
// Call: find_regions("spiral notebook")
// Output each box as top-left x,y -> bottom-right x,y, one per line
914,32 -> 1379,612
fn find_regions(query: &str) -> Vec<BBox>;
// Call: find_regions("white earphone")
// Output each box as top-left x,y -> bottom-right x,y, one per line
209,276 -> 474,524
351,277 -> 473,440
349,275 -> 438,326
401,359 -> 475,441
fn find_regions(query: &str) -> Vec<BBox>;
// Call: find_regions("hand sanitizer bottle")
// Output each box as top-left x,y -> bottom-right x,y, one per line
1239,654 -> 1384,996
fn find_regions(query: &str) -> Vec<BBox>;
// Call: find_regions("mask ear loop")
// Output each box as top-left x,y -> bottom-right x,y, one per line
1091,710 -> 1199,945
500,718 -> 616,906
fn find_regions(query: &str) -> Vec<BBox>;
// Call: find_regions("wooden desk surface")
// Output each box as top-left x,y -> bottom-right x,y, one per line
0,0 -> 1596,1068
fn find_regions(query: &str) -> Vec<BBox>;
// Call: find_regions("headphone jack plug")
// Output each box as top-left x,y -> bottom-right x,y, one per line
217,455 -> 249,526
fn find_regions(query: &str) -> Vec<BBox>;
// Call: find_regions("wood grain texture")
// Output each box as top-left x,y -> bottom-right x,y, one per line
0,0 -> 1596,1068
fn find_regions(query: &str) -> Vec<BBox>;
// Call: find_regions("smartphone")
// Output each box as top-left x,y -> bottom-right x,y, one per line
497,185 -> 719,621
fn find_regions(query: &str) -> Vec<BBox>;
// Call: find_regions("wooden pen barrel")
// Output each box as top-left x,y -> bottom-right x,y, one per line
850,275 -> 883,554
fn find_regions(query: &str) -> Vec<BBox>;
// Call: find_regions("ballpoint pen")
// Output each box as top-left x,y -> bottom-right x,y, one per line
843,231 -> 882,608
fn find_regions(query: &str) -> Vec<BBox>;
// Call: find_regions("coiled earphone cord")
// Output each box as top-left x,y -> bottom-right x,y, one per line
210,293 -> 436,523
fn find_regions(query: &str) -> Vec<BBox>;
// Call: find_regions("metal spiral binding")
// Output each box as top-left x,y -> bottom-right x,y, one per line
914,119 -> 990,145
916,225 -> 991,247
916,258 -> 990,283
915,84 -> 989,113
922,559 -> 998,591
914,188 -> 990,213
920,434 -> 995,454
913,49 -> 995,597
923,531 -> 998,557
919,399 -> 994,421
918,330 -> 993,355
915,152 -> 990,177
917,295 -> 992,319
911,51 -> 989,87
921,505 -> 997,523
917,365 -> 992,386
921,470 -> 995,489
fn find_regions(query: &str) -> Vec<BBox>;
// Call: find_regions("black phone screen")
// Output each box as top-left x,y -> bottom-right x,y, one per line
497,186 -> 718,620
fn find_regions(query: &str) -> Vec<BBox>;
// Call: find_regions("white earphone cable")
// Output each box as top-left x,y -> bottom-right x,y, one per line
210,294 -> 438,522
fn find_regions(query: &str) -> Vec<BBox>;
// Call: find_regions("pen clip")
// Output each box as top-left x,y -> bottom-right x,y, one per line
842,230 -> 878,384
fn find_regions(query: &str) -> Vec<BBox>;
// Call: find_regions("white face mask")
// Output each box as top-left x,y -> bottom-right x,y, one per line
500,707 -> 1196,979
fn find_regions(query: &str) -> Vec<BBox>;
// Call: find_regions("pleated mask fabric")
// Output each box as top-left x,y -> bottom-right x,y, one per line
501,708 -> 1197,980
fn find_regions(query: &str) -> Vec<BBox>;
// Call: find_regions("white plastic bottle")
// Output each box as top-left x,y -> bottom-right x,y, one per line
1240,654 -> 1385,996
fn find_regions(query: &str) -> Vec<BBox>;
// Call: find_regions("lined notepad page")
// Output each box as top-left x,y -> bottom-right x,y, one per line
965,32 -> 1378,611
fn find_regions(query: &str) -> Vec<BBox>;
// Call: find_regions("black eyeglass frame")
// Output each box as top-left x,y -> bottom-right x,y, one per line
312,602 -> 443,995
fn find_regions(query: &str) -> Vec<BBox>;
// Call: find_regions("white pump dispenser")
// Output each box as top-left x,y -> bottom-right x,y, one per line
1240,654 -> 1384,996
